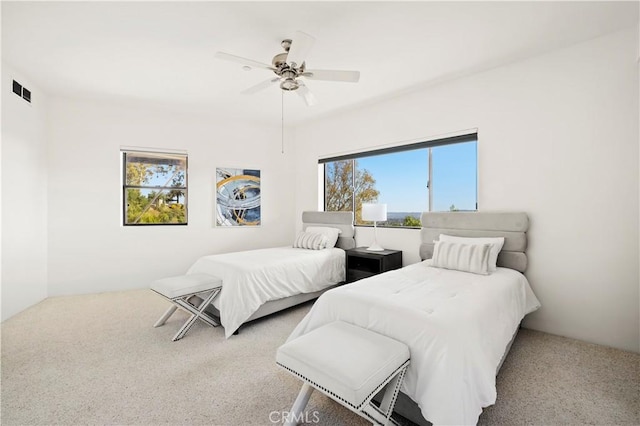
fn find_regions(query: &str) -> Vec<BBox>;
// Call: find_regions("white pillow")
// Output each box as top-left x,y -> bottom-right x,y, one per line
431,240 -> 491,275
293,232 -> 329,250
438,235 -> 505,272
305,226 -> 342,248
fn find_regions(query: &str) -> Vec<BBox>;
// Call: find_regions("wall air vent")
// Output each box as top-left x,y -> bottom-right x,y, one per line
12,80 -> 31,103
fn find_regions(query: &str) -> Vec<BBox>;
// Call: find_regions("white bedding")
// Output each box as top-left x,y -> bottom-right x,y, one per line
287,260 -> 541,425
187,247 -> 345,338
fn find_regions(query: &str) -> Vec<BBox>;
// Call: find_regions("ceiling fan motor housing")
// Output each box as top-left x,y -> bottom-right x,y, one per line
272,52 -> 289,68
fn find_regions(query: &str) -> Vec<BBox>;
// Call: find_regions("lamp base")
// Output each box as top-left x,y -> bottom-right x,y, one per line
366,243 -> 385,252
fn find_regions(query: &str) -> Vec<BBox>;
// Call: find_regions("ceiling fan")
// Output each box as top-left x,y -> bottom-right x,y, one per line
214,31 -> 360,106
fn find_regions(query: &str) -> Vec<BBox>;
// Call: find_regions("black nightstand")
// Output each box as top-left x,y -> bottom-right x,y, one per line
345,247 -> 403,283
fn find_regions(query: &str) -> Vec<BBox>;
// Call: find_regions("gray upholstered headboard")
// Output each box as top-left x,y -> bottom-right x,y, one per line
419,212 -> 529,273
302,211 -> 356,250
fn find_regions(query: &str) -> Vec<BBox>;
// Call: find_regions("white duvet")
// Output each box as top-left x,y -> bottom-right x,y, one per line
287,260 -> 541,426
187,247 -> 345,338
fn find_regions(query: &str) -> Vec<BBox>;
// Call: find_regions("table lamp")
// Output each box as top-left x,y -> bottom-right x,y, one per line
362,203 -> 387,251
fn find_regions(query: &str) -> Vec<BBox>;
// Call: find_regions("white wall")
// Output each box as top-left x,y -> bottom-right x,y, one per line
1,62 -> 49,320
294,28 -> 640,352
47,98 -> 295,296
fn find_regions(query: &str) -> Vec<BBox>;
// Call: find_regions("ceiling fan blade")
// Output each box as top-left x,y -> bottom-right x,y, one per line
302,69 -> 360,83
297,82 -> 317,107
287,31 -> 316,68
214,52 -> 275,71
241,77 -> 280,95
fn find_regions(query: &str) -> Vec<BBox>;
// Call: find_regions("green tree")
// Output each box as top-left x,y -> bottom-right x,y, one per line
126,162 -> 153,186
403,215 -> 421,227
325,160 -> 379,223
449,204 -> 459,212
166,173 -> 185,204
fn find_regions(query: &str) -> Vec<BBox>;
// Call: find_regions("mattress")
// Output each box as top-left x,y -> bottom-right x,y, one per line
187,246 -> 345,337
287,260 -> 541,425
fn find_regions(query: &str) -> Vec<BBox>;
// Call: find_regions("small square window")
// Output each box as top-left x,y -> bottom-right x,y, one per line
12,80 -> 22,96
22,88 -> 31,103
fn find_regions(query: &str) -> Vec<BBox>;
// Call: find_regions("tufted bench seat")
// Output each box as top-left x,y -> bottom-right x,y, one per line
276,321 -> 410,426
151,273 -> 222,341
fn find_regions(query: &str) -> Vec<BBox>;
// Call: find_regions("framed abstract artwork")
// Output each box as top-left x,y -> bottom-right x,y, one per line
215,167 -> 261,227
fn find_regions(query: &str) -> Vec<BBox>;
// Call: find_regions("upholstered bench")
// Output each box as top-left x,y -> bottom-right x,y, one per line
151,273 -> 222,341
276,321 -> 410,426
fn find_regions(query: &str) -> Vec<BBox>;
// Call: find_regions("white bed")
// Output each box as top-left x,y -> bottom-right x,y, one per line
186,211 -> 355,338
286,212 -> 541,425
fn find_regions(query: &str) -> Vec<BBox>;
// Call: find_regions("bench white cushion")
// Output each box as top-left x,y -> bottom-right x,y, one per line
276,321 -> 410,409
151,273 -> 221,299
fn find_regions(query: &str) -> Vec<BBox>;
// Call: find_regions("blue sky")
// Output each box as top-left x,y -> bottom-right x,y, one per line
358,141 -> 476,212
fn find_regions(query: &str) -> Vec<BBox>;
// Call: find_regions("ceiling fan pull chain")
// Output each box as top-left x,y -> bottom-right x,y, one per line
281,90 -> 285,154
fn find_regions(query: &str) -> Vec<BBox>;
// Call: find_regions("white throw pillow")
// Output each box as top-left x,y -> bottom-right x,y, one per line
431,240 -> 491,275
293,232 -> 329,250
438,235 -> 505,272
305,226 -> 342,248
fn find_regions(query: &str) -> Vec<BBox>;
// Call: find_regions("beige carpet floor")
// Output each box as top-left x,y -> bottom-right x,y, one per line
1,289 -> 638,426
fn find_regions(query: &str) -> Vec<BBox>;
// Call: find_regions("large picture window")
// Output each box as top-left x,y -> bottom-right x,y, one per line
122,150 -> 188,225
321,134 -> 477,228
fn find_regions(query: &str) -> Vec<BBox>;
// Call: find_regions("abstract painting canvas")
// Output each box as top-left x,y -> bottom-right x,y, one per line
215,167 -> 261,226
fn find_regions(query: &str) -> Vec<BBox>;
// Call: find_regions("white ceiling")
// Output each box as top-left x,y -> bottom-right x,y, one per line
2,1 -> 638,125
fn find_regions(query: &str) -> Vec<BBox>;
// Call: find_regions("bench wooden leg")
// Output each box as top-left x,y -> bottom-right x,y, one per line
378,366 -> 407,420
154,305 -> 178,327
285,383 -> 314,426
172,313 -> 199,341
361,365 -> 407,426
171,288 -> 221,341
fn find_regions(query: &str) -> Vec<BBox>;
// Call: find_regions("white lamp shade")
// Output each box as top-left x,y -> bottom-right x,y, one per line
362,203 -> 387,222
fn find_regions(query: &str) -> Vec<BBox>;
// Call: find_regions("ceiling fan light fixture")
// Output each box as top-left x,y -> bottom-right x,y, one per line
280,78 -> 299,91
